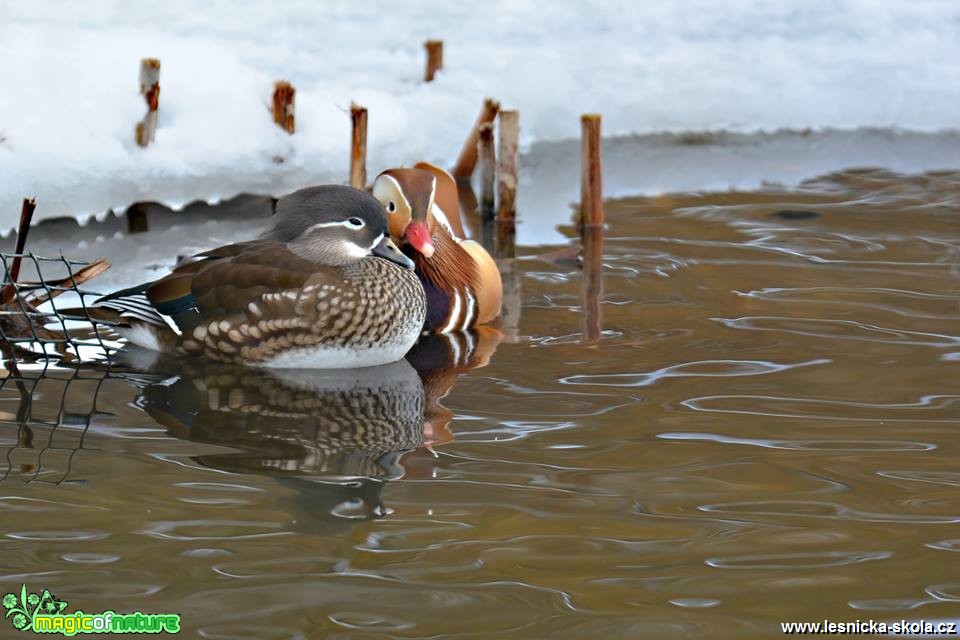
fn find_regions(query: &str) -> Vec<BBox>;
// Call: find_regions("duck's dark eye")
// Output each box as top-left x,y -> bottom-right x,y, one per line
387,201 -> 396,213
347,217 -> 365,228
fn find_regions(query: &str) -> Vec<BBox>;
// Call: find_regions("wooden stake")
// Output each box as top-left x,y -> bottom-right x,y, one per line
497,110 -> 519,222
498,257 -> 521,342
580,114 -> 604,230
126,202 -> 149,234
424,40 -> 444,82
495,220 -> 515,260
581,225 -> 604,344
1,198 -> 37,304
272,81 -> 296,134
135,58 -> 160,147
452,98 -> 500,179
477,123 -> 496,220
350,103 -> 368,189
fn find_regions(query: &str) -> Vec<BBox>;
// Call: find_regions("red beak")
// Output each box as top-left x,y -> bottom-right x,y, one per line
404,221 -> 435,258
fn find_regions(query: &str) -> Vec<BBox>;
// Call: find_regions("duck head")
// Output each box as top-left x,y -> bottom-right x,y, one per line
372,168 -> 438,259
263,185 -> 413,269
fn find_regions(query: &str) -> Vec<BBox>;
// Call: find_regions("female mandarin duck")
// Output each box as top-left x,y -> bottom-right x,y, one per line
372,162 -> 502,334
93,185 -> 426,369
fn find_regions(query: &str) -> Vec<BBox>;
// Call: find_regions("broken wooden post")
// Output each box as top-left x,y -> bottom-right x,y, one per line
477,123 -> 496,219
452,98 -> 500,179
497,110 -> 519,222
1,198 -> 37,304
135,58 -> 160,147
272,81 -> 296,134
579,114 -> 604,231
350,103 -> 368,189
424,40 -> 444,82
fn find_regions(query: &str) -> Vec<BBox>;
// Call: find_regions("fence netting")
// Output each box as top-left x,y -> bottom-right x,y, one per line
0,251 -> 122,365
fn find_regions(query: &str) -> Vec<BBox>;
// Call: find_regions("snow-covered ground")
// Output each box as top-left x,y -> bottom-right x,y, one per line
1,1 -> 960,230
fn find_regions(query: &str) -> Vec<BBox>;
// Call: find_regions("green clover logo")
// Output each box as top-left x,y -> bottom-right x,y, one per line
3,584 -> 68,632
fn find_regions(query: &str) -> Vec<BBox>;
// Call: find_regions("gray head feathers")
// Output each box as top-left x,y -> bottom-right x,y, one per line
263,185 -> 389,242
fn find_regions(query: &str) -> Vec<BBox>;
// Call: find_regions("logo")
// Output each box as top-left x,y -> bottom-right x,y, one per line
3,585 -> 180,635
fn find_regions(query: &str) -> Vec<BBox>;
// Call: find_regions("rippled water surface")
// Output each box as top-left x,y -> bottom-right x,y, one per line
3,169 -> 960,638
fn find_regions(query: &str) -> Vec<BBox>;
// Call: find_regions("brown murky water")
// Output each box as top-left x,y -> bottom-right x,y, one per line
2,168 -> 960,638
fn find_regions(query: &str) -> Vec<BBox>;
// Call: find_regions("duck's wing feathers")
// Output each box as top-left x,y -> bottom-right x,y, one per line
93,241 -> 271,333
178,244 -> 360,360
188,243 -> 318,319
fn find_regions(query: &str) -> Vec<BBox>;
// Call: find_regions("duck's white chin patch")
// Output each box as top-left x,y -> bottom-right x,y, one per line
256,342 -> 410,369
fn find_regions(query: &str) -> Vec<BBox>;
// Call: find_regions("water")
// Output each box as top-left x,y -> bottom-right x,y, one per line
2,168 -> 960,638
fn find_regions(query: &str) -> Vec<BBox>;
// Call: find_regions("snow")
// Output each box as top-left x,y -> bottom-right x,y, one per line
1,1 -> 960,228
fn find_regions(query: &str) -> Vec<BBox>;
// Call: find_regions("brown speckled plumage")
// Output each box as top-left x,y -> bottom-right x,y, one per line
172,243 -> 425,364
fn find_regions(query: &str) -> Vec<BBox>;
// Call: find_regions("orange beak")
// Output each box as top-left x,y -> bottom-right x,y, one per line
404,221 -> 435,258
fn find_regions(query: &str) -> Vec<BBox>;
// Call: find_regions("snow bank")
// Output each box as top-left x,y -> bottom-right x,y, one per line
1,1 -> 960,227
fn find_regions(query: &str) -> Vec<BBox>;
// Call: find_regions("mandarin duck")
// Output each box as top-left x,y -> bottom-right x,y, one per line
372,162 -> 502,334
92,185 -> 426,368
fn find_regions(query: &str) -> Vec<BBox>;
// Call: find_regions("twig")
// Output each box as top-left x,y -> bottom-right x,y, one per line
2,198 -> 37,304
25,259 -> 111,306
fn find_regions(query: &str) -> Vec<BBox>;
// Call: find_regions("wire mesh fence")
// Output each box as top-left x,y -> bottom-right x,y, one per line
0,362 -> 116,486
0,251 -> 121,365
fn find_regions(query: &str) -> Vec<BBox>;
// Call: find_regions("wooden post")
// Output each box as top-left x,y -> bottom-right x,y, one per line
580,114 -> 604,230
126,202 -> 149,234
350,103 -> 368,189
498,257 -> 521,342
477,123 -> 495,219
581,225 -> 604,344
272,81 -> 296,134
497,110 -> 519,222
424,40 -> 444,82
452,98 -> 500,179
1,198 -> 37,304
135,58 -> 160,147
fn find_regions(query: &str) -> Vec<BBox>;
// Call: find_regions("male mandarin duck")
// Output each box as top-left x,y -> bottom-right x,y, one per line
92,185 -> 426,368
372,162 -> 502,334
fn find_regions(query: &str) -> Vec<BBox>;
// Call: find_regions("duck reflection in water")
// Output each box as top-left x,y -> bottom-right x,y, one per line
124,327 -> 502,528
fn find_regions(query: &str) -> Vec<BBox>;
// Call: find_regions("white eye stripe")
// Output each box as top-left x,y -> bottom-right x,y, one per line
305,218 -> 367,233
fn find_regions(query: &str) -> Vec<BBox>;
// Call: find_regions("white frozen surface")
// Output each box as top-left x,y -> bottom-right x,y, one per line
2,1 -> 960,227
8,130 -> 960,288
